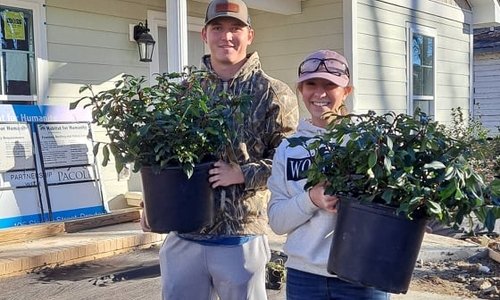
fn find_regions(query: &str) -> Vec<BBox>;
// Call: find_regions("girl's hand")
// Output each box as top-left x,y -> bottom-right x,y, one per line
308,182 -> 339,213
208,160 -> 244,188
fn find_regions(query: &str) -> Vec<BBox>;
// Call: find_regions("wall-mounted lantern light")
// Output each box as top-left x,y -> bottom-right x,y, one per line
133,21 -> 155,62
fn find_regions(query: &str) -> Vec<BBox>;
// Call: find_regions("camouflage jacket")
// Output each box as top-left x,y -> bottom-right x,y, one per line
183,52 -> 298,237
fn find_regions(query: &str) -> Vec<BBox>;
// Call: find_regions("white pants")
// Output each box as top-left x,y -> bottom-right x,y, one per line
159,233 -> 271,300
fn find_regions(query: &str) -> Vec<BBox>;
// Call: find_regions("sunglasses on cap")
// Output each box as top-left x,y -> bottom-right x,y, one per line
298,58 -> 350,78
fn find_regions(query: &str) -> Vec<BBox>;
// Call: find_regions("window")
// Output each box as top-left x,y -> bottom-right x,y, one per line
0,5 -> 36,100
408,25 -> 436,118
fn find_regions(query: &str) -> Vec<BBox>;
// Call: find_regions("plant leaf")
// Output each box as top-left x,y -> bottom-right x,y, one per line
424,161 -> 446,170
368,151 -> 377,168
490,179 -> 500,197
427,200 -> 442,215
102,145 -> 110,167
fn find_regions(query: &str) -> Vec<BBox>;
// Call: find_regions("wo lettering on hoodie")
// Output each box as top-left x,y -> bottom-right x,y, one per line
286,157 -> 312,181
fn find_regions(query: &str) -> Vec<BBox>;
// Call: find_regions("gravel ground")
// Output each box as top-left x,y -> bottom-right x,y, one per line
409,236 -> 499,299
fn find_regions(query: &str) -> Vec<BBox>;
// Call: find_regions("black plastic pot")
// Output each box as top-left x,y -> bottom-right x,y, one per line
327,197 -> 427,294
140,162 -> 214,233
266,267 -> 284,290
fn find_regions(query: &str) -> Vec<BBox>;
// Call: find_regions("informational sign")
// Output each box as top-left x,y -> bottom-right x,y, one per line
0,104 -> 91,123
3,11 -> 25,40
0,123 -> 34,172
45,166 -> 95,185
35,122 -> 105,223
0,122 -> 44,228
37,123 -> 94,168
0,189 -> 44,228
1,169 -> 41,188
48,181 -> 104,222
0,105 -> 105,229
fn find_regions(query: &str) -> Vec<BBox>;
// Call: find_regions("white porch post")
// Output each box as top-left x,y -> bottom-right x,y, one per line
166,0 -> 188,73
343,0 -> 357,113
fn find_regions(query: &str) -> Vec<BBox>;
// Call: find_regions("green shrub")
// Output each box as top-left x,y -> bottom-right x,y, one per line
288,109 -> 499,232
70,68 -> 250,178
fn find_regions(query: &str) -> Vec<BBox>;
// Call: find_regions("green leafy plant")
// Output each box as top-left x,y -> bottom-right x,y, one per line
446,106 -> 489,142
446,107 -> 499,186
265,251 -> 287,290
288,110 -> 500,232
70,68 -> 250,178
444,107 -> 500,232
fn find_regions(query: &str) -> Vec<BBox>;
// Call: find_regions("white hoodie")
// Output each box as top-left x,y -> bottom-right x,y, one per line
267,119 -> 337,277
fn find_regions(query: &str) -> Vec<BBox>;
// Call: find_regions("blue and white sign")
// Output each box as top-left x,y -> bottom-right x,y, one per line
0,104 -> 106,229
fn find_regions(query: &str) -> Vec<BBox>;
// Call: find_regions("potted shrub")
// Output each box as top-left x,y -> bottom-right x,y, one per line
265,250 -> 287,290
70,68 -> 250,233
265,261 -> 285,290
288,109 -> 500,294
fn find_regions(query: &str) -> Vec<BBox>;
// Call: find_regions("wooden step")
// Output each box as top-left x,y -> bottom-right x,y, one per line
0,223 -> 65,245
64,207 -> 141,233
0,207 -> 142,244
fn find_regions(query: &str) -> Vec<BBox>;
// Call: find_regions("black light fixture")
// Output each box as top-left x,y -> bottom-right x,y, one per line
133,21 -> 156,62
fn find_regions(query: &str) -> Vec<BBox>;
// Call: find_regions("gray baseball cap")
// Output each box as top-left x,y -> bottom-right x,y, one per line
205,0 -> 251,26
297,50 -> 350,87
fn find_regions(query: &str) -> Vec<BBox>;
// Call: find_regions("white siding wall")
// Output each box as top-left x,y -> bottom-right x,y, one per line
474,53 -> 500,134
45,0 -> 166,105
356,0 -> 472,123
249,0 -> 344,115
45,0 -> 166,205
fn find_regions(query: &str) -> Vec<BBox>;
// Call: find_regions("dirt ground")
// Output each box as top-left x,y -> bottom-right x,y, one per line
409,237 -> 500,299
267,235 -> 500,299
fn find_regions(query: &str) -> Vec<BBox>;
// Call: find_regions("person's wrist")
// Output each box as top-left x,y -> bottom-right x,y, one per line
308,188 -> 320,208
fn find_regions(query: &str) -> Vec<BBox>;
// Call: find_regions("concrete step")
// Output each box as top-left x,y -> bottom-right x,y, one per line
0,208 -> 165,278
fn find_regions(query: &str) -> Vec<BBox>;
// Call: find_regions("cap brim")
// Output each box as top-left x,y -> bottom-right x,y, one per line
297,72 -> 349,87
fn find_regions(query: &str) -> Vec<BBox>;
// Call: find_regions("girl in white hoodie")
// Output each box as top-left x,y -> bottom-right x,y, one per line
267,50 -> 389,300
